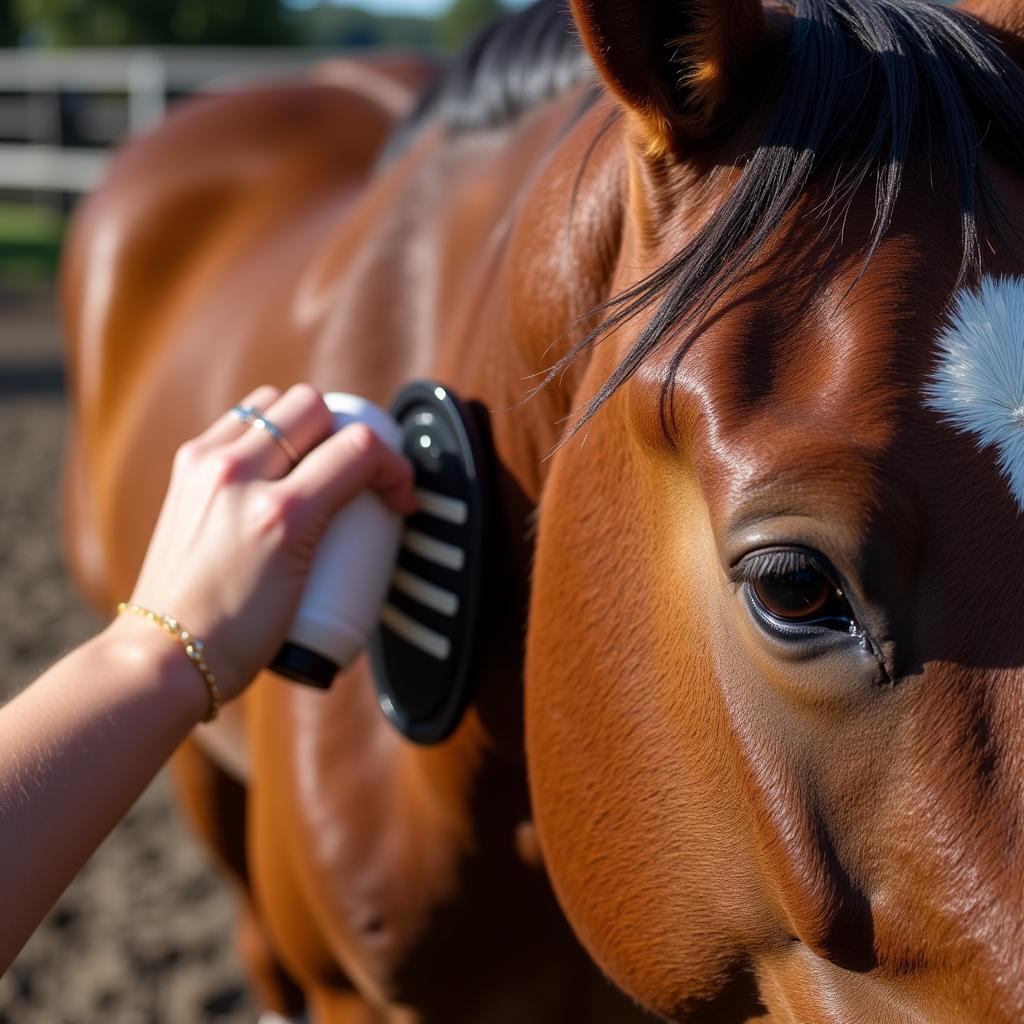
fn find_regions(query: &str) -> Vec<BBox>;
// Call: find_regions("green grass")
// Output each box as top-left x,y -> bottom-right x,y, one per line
0,201 -> 65,238
0,201 -> 67,282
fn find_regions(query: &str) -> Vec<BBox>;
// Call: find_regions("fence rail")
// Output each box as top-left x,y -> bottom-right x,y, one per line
0,48 -> 324,193
0,143 -> 107,191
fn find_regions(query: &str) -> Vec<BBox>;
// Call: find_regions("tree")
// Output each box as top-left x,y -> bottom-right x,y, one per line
14,0 -> 298,47
300,4 -> 436,50
437,0 -> 505,50
0,0 -> 19,44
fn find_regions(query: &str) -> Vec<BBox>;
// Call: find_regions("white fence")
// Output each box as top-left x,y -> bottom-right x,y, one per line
0,48 -> 327,194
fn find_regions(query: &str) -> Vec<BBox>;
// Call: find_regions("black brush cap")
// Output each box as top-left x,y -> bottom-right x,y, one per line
270,641 -> 338,689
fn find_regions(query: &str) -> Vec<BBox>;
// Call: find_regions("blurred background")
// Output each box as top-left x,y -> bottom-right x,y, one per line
0,0 -> 513,1019
0,0 -> 512,284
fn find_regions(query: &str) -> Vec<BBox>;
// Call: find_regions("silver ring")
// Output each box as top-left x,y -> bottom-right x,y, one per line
249,414 -> 300,466
230,403 -> 261,424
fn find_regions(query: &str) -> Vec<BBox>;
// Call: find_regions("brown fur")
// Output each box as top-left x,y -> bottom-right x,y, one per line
963,0 -> 1024,59
62,5 -> 1024,1022
62,61 -> 646,1021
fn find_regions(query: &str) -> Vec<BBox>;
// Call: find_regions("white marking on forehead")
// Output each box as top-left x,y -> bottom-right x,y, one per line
925,276 -> 1024,510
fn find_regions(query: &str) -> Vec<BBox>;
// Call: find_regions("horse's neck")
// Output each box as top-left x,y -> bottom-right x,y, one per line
303,88 -> 628,752
474,94 -> 629,501
314,87 -> 627,505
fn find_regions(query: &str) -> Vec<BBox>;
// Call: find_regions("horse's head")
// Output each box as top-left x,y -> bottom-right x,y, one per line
519,0 -> 1024,1018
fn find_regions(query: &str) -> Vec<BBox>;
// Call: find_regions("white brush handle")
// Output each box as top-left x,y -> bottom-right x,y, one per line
280,392 -> 404,678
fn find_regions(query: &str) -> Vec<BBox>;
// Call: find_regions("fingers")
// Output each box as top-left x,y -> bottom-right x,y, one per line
181,383 -> 417,521
285,422 -> 417,517
192,385 -> 282,450
230,383 -> 335,479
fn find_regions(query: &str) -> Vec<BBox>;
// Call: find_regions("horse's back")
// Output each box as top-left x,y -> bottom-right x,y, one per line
62,65 -> 425,610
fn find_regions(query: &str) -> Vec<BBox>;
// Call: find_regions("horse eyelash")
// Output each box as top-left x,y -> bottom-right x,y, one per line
729,548 -> 837,589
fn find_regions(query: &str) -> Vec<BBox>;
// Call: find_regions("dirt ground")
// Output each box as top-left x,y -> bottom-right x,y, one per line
0,283 -> 259,1022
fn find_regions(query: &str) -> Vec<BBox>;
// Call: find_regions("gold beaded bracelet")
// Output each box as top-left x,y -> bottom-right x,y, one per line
116,602 -> 222,722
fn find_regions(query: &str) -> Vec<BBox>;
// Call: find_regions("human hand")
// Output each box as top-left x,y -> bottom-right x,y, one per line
112,383 -> 416,702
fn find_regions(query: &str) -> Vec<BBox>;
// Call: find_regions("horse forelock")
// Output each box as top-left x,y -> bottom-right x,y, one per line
537,0 -> 1024,440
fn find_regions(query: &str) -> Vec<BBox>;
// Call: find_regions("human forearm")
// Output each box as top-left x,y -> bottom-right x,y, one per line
0,384 -> 415,971
0,616 -> 207,971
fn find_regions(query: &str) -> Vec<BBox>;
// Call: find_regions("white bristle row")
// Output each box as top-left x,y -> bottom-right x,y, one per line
924,275 -> 1024,511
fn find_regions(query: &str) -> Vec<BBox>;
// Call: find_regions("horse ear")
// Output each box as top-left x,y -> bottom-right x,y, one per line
957,0 -> 1024,63
570,0 -> 768,156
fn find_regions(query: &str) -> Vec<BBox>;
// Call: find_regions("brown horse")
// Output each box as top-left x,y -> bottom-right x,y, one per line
62,0 -> 1024,1019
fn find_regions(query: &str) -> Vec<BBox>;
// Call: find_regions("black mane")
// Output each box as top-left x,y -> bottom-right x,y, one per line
379,0 -> 592,165
379,0 -> 1024,437
550,0 -> 1024,434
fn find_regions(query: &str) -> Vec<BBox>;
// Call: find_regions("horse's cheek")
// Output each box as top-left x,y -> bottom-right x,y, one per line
525,411 -> 770,1015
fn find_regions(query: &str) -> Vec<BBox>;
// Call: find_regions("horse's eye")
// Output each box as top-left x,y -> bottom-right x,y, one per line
740,550 -> 856,633
753,567 -> 831,620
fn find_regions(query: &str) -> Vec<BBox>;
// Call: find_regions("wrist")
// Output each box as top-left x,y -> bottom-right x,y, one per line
115,603 -> 223,721
96,614 -> 212,726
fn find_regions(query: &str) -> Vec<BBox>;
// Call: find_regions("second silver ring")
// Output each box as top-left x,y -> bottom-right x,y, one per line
230,404 -> 300,466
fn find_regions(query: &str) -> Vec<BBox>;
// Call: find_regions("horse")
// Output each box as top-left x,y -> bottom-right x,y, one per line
61,0 -> 1024,1018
